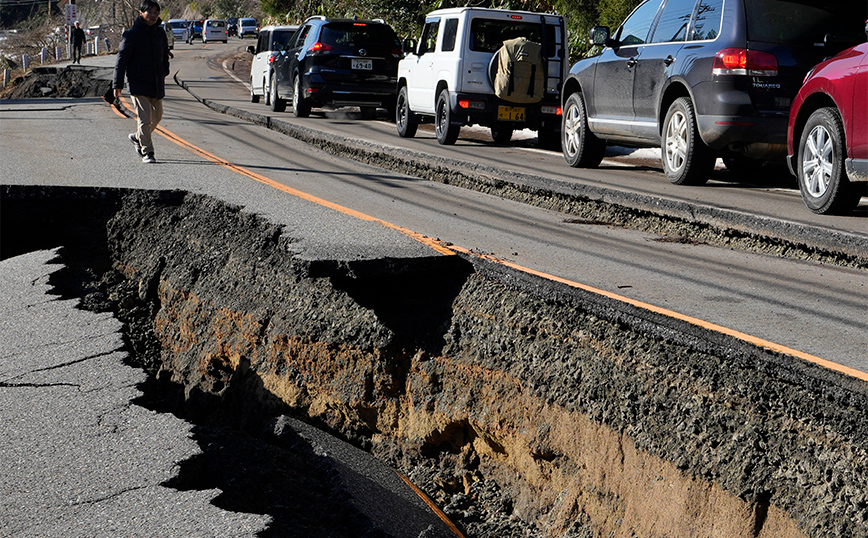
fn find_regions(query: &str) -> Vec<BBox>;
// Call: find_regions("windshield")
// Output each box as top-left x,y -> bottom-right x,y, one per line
468,18 -> 559,56
170,21 -> 186,29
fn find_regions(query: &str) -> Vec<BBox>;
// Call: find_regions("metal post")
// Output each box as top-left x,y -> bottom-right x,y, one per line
22,54 -> 30,70
56,46 -> 62,61
3,69 -> 10,88
104,38 -> 110,52
41,48 -> 48,64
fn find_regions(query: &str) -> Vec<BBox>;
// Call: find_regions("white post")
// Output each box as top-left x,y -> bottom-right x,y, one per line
104,38 -> 110,52
22,54 -> 29,69
56,46 -> 62,61
41,48 -> 48,64
3,69 -> 10,88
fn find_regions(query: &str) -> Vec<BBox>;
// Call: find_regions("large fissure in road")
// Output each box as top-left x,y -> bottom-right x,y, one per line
3,185 -> 866,538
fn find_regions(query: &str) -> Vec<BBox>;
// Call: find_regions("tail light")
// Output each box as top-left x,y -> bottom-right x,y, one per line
308,42 -> 333,55
458,99 -> 485,110
712,48 -> 778,76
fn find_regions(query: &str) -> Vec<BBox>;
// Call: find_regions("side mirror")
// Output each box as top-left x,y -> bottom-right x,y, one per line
589,26 -> 612,47
402,38 -> 417,55
246,45 -> 255,55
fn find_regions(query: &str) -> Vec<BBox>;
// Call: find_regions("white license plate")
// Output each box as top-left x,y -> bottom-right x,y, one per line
351,59 -> 373,70
497,105 -> 526,122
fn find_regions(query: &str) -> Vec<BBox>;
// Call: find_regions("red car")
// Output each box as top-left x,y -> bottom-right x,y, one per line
787,33 -> 868,214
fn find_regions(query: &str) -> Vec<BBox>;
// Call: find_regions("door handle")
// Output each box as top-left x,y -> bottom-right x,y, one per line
626,57 -> 638,68
664,55 -> 675,66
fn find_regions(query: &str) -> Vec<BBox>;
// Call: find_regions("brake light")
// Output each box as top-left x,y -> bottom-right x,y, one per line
458,99 -> 485,110
510,15 -> 523,19
268,53 -> 277,64
308,42 -> 333,54
353,23 -> 367,26
712,48 -> 778,76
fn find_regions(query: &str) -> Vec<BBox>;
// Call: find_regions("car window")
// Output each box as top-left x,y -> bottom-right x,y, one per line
469,18 -> 544,53
272,29 -> 296,50
617,0 -> 662,46
649,0 -> 696,43
442,18 -> 459,52
320,23 -> 399,48
257,31 -> 269,52
746,0 -> 866,46
419,19 -> 440,54
692,0 -> 722,41
290,25 -> 311,49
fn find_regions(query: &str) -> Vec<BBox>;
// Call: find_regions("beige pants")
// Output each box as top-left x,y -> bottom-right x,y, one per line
131,95 -> 163,155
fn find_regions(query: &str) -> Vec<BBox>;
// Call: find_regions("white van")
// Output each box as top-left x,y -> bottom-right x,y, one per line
167,18 -> 188,42
247,25 -> 299,104
203,19 -> 227,43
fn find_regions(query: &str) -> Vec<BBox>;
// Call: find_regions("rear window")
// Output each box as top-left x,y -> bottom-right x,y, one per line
241,19 -> 256,25
320,23 -> 399,48
747,0 -> 867,46
207,21 -> 225,28
272,29 -> 296,50
469,18 -> 559,56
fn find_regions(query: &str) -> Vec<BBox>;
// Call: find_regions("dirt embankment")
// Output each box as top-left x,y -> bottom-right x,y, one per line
3,185 -> 866,538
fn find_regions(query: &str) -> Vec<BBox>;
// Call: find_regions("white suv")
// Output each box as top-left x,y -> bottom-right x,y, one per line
396,7 -> 567,148
246,25 -> 299,105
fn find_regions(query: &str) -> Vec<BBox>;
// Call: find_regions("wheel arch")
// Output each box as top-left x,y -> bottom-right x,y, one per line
657,80 -> 692,136
792,93 -> 840,153
561,77 -> 583,106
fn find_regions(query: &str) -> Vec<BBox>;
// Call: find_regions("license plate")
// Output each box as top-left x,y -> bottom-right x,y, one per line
351,59 -> 372,70
498,105 -> 525,122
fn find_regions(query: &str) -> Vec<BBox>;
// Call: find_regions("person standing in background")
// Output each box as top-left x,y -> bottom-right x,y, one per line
71,22 -> 85,64
112,0 -> 170,164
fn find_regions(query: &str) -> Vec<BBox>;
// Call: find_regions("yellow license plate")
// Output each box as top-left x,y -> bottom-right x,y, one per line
497,106 -> 526,122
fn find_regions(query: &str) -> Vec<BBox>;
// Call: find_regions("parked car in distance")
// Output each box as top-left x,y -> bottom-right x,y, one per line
561,0 -> 866,186
239,18 -> 258,39
167,18 -> 188,42
203,19 -> 228,43
269,16 -> 402,116
397,7 -> 567,147
161,22 -> 174,49
787,29 -> 868,214
247,24 -> 300,105
186,20 -> 203,43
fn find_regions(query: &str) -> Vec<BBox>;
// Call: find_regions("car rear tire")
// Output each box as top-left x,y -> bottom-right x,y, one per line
662,97 -> 714,185
562,92 -> 605,168
797,107 -> 860,214
435,89 -> 459,145
249,77 -> 260,103
396,86 -> 417,138
269,76 -> 286,113
490,125 -> 513,144
292,75 -> 311,118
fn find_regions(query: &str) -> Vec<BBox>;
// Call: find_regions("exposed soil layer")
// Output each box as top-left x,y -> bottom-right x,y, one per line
1,65 -> 112,99
3,185 -> 866,538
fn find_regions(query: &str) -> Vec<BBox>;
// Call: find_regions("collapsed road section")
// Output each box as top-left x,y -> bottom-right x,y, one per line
2,184 -> 867,538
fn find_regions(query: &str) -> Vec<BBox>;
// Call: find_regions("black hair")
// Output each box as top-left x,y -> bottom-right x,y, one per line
139,0 -> 160,12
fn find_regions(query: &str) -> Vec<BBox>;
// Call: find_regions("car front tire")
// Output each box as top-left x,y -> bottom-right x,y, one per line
562,92 -> 604,168
269,76 -> 286,112
292,75 -> 311,118
435,89 -> 459,145
797,107 -> 860,214
396,86 -> 417,138
249,77 -> 259,103
662,97 -> 714,185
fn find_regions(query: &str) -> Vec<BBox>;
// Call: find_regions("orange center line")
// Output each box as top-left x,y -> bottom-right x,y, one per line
114,97 -> 867,385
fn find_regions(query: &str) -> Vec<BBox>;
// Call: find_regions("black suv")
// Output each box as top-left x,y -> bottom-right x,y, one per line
561,0 -> 866,185
269,16 -> 402,117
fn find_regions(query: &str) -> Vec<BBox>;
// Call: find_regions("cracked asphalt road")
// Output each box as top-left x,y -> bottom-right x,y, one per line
0,248 -> 270,537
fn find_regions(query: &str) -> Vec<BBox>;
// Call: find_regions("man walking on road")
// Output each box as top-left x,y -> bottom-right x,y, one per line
71,22 -> 85,64
112,0 -> 170,164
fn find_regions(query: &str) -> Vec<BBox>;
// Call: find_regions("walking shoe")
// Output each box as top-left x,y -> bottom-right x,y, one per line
129,133 -> 144,155
142,153 -> 156,164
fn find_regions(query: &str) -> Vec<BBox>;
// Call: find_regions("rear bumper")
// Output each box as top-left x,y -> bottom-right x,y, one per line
449,92 -> 562,130
697,114 -> 789,159
303,73 -> 397,108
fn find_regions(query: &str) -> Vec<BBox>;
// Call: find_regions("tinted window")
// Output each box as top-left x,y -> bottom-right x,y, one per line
442,19 -> 459,52
692,0 -> 722,40
650,0 -> 696,43
617,0 -> 662,46
746,0 -> 866,45
320,23 -> 399,48
469,18 -> 546,52
419,20 -> 440,54
170,21 -> 186,29
257,31 -> 268,52
272,29 -> 296,50
290,25 -> 310,49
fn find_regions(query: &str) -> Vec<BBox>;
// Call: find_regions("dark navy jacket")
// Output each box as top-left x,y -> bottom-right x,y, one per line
113,16 -> 170,99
